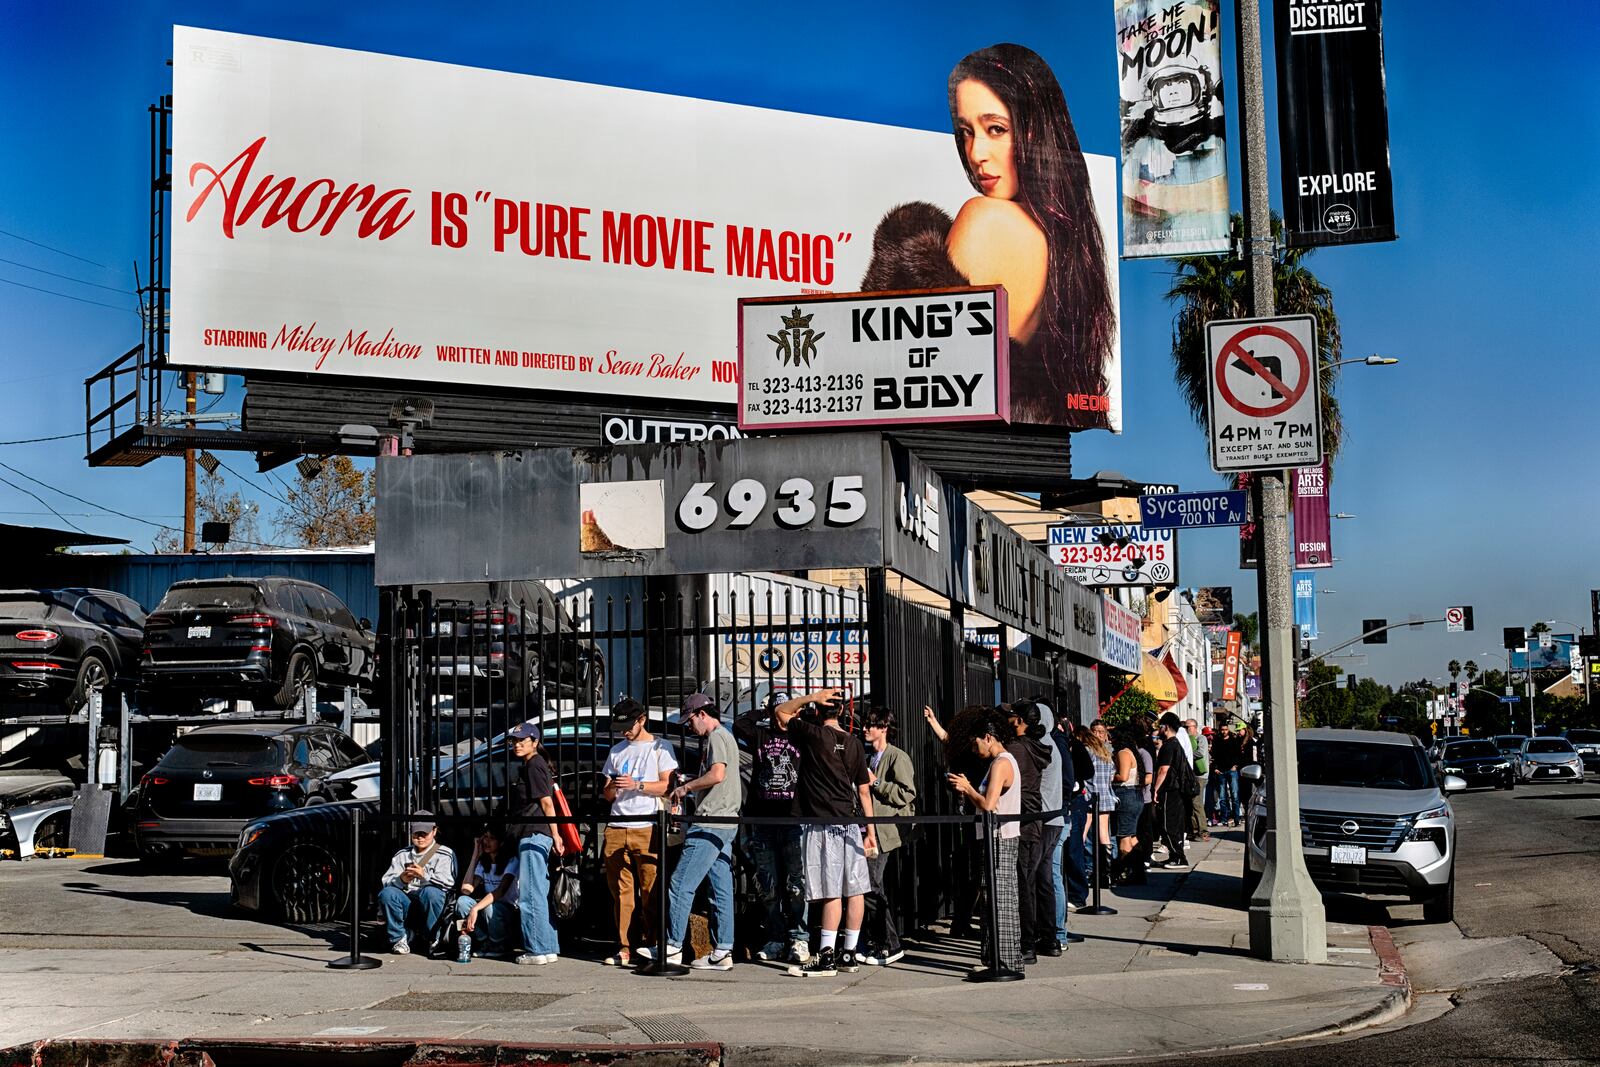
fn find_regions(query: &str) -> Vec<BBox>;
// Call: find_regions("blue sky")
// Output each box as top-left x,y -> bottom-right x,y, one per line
2,1 -> 1596,685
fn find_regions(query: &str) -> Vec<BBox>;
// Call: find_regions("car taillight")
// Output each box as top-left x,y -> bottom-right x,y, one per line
470,609 -> 510,624
9,661 -> 64,670
248,774 -> 299,788
249,643 -> 272,652
229,614 -> 277,627
140,774 -> 169,787
14,630 -> 59,642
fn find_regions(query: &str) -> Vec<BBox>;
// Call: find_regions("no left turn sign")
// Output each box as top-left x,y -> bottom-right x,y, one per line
1204,315 -> 1324,472
1445,607 -> 1465,632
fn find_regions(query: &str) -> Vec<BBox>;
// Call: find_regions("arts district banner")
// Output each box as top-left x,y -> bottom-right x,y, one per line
1275,0 -> 1397,246
1292,460 -> 1332,568
171,28 -> 1122,430
1114,0 -> 1230,257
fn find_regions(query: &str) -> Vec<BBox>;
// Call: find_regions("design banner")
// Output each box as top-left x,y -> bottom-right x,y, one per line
172,29 -> 1122,430
1114,0 -> 1230,257
1292,460 -> 1332,568
1275,0 -> 1397,246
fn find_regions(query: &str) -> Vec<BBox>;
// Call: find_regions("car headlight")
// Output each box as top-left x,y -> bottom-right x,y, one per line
1494,762 -> 1510,770
239,825 -> 265,849
1442,766 -> 1462,775
1413,803 -> 1450,822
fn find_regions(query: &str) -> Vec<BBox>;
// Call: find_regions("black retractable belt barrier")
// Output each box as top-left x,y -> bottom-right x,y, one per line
635,804 -> 689,977
329,806 -> 382,970
965,810 -> 1024,983
1078,792 -> 1117,917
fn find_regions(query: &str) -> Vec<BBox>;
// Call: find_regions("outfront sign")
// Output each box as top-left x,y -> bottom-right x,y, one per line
738,288 -> 1009,430
1204,316 -> 1324,472
1046,522 -> 1177,586
1137,489 -> 1247,529
171,27 -> 1122,431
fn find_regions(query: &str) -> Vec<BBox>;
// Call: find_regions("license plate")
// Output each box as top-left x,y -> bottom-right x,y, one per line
193,783 -> 222,801
1331,844 -> 1367,866
187,625 -> 212,639
431,622 -> 454,636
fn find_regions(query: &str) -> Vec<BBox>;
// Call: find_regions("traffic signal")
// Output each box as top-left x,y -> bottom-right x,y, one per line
1580,634 -> 1599,658
1448,682 -> 1458,698
1362,619 -> 1387,644
1504,626 -> 1525,650
1346,675 -> 1359,689
1461,606 -> 1475,631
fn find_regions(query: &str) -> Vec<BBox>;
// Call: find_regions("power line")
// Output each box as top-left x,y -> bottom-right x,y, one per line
0,227 -> 114,271
0,473 -> 87,534
0,255 -> 130,295
0,274 -> 138,314
212,455 -> 293,507
0,432 -> 79,446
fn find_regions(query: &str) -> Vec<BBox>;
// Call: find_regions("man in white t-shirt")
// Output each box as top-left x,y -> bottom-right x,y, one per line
599,697 -> 678,967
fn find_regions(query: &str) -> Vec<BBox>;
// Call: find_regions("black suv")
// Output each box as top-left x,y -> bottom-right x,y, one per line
0,588 -> 146,710
132,723 -> 368,862
141,578 -> 374,710
418,581 -> 606,711
1433,738 -> 1515,790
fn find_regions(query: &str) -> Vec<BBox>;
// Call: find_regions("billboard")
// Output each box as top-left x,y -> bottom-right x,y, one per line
1114,0 -> 1231,257
172,29 -> 1121,431
1512,635 -> 1576,672
1292,460 -> 1332,568
1046,522 -> 1177,586
1194,586 -> 1233,626
1275,0 -> 1397,246
738,288 -> 1009,430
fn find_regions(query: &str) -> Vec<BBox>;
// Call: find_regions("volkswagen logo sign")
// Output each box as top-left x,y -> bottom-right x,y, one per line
1339,820 -> 1360,836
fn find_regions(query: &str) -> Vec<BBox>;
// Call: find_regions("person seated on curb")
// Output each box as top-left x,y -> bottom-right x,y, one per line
454,823 -> 518,963
599,697 -> 678,967
638,692 -> 742,972
378,811 -> 457,955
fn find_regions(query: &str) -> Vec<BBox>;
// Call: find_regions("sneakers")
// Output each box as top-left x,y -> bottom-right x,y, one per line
514,952 -> 558,965
635,945 -> 682,964
788,946 -> 838,977
788,939 -> 811,964
756,941 -> 786,961
602,950 -> 631,966
690,950 -> 733,971
836,949 -> 860,973
861,947 -> 905,967
1036,941 -> 1063,958
391,938 -> 411,956
1159,859 -> 1190,869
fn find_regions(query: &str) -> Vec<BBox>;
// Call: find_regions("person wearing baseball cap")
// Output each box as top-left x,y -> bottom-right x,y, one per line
732,686 -> 812,965
377,810 -> 456,955
598,697 -> 678,966
638,693 -> 741,971
503,720 -> 564,965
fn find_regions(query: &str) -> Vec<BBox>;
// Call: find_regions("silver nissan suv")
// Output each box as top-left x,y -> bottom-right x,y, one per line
1243,728 -> 1464,923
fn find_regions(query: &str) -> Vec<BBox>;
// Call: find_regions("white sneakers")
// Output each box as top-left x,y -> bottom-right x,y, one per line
391,939 -> 411,955
788,940 -> 812,964
635,945 -> 682,964
690,950 -> 733,971
756,941 -> 786,961
514,953 -> 558,965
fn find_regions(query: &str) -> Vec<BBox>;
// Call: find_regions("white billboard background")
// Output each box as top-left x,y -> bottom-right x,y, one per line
171,27 -> 1121,428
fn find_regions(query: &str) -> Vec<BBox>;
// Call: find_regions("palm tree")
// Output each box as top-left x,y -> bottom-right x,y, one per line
1448,659 -> 1462,685
1166,214 -> 1345,469
1464,660 -> 1480,687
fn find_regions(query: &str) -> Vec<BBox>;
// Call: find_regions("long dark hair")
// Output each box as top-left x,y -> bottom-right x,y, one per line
948,44 -> 1116,425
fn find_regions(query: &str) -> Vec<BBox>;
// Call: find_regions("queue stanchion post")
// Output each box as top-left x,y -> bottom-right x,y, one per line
965,810 -> 1024,983
329,806 -> 381,970
636,804 -> 688,977
1078,794 -> 1117,916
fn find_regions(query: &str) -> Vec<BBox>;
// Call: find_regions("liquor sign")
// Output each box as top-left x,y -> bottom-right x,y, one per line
1220,629 -> 1243,701
1204,316 -> 1324,472
1292,460 -> 1332,568
1275,0 -> 1397,246
738,288 -> 1009,430
171,27 -> 1122,431
1046,522 -> 1177,586
1114,0 -> 1231,257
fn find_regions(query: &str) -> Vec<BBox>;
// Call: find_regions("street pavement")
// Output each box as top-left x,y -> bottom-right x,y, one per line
0,828 -> 1402,1065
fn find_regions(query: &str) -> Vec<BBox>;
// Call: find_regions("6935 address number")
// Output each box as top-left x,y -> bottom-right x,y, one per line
676,475 -> 868,532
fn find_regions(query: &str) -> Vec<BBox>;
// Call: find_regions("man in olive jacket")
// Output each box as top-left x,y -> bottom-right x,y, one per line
861,707 -> 917,966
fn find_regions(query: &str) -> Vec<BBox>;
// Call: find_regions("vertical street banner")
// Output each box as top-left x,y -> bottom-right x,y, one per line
1292,460 -> 1332,568
1114,0 -> 1231,257
1221,629 -> 1243,701
1293,571 -> 1318,640
1237,472 -> 1258,570
1274,0 -> 1396,246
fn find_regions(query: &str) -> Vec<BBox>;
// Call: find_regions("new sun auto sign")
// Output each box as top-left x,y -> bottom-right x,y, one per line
1203,315 -> 1324,472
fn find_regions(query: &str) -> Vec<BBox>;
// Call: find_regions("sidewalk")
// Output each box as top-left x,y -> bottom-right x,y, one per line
0,831 -> 1407,1065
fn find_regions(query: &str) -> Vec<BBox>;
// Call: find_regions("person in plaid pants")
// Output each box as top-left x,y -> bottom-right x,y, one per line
947,714 -> 1023,973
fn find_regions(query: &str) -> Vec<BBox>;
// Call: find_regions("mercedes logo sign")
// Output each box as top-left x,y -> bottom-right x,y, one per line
1339,820 -> 1360,836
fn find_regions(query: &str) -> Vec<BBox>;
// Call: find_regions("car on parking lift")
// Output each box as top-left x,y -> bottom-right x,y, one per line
1514,737 -> 1586,783
1433,737 -> 1516,791
1243,728 -> 1463,923
140,578 -> 374,711
0,588 -> 146,711
131,723 -> 370,862
1566,729 -> 1600,776
0,773 -> 76,858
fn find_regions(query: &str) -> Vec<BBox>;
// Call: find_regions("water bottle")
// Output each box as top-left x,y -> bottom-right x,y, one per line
456,932 -> 472,964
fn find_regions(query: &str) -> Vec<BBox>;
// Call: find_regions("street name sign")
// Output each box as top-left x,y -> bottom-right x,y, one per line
1138,489 -> 1248,529
1204,315 -> 1324,472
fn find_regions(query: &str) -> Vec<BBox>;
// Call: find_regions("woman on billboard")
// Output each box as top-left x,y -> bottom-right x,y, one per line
862,43 -> 1116,429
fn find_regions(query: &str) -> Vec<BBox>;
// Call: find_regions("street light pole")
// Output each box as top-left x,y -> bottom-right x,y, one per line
1236,0 -> 1326,964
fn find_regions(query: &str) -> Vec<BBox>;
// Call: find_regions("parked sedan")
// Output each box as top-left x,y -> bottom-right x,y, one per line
132,723 -> 369,862
1434,739 -> 1516,790
1566,729 -> 1600,775
1516,737 -> 1586,783
141,578 -> 374,711
0,588 -> 145,710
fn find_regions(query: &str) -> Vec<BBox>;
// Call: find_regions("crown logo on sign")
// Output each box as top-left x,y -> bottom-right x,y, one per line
780,307 -> 814,330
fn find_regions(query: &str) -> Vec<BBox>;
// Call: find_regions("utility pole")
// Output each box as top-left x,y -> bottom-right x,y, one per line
1237,0 -> 1327,964
182,371 -> 196,552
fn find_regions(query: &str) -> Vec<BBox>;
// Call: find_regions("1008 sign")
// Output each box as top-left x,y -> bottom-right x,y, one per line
738,287 -> 1009,431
